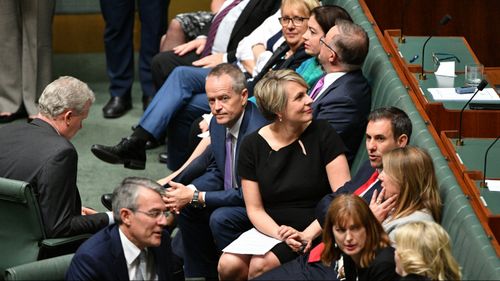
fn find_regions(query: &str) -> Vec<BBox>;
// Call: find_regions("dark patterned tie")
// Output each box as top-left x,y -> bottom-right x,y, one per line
201,0 -> 242,57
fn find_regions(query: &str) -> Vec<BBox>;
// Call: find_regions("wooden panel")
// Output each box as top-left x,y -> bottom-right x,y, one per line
364,0 -> 500,67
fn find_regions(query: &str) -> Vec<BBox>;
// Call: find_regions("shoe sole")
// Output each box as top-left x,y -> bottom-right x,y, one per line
91,146 -> 145,170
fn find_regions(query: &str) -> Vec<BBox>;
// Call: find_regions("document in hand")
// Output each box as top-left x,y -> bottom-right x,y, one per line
428,88 -> 500,101
223,228 -> 282,255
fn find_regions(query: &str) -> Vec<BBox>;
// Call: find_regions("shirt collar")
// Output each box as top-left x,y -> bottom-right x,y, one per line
227,110 -> 245,139
119,227 -> 142,266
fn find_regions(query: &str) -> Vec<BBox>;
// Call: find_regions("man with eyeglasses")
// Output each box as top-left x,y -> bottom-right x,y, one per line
67,177 -> 183,281
312,19 -> 371,166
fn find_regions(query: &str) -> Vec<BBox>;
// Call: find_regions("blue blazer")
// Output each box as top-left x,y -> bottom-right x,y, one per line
312,70 -> 371,166
315,161 -> 382,226
191,103 -> 268,207
66,225 -> 178,281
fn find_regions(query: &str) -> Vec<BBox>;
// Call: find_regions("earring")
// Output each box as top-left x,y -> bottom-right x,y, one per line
279,116 -> 282,122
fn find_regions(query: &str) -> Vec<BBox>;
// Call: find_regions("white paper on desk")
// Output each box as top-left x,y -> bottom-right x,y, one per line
223,228 -> 282,255
487,180 -> 500,192
435,61 -> 456,77
435,75 -> 455,88
428,88 -> 500,101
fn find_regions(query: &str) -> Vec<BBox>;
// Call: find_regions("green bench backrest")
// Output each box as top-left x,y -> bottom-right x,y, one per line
324,0 -> 500,279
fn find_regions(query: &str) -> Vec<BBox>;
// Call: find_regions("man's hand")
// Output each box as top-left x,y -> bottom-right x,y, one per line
369,188 -> 397,222
164,181 -> 195,213
173,38 -> 207,56
192,53 -> 224,68
82,207 -> 97,215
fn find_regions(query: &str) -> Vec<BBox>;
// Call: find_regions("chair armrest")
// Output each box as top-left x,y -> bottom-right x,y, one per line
41,234 -> 91,248
4,254 -> 74,281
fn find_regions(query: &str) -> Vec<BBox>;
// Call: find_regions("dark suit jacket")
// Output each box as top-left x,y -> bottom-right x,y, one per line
248,42 -> 311,96
315,161 -> 382,226
200,0 -> 280,63
66,225 -> 177,281
0,119 -> 108,238
190,103 -> 268,207
312,70 -> 371,166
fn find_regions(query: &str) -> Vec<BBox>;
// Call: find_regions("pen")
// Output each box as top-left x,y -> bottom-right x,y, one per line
409,54 -> 419,63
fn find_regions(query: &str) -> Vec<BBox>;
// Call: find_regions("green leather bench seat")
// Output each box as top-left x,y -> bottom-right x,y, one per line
324,0 -> 500,279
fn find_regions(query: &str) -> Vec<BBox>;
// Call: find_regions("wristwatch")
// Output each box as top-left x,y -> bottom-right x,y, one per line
191,190 -> 204,208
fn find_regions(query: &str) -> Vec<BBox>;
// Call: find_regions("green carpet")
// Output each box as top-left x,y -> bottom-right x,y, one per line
1,53 -> 172,212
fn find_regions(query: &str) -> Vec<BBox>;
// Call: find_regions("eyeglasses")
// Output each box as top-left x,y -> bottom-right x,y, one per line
319,36 -> 337,55
278,16 -> 309,26
432,52 -> 461,65
134,209 -> 170,219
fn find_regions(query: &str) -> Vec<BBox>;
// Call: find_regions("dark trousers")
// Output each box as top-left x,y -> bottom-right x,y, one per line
100,0 -> 169,99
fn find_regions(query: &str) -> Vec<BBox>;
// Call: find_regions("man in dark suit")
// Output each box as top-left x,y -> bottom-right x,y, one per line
311,19 -> 371,166
0,76 -> 110,238
151,0 -> 279,89
66,177 -> 182,281
162,64 -> 268,279
258,107 -> 412,280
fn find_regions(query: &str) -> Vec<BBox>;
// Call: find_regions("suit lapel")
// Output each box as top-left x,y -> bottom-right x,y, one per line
110,226 -> 130,281
229,0 -> 259,43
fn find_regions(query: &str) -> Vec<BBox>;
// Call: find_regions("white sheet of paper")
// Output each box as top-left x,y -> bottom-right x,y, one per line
435,61 -> 456,77
435,75 -> 455,88
427,88 -> 500,101
222,228 -> 282,255
487,180 -> 500,192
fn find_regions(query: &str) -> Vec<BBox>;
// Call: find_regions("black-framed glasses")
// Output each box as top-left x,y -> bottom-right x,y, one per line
432,52 -> 461,65
320,36 -> 337,55
278,16 -> 309,26
134,209 -> 170,219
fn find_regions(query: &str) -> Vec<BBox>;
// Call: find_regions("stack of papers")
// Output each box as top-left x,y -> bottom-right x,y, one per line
223,228 -> 282,255
427,88 -> 500,101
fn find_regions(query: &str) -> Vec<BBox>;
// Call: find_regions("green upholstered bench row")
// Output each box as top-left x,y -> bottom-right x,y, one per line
324,0 -> 500,279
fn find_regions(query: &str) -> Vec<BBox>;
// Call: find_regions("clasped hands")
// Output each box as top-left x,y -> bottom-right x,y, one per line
280,225 -> 313,255
162,181 -> 194,214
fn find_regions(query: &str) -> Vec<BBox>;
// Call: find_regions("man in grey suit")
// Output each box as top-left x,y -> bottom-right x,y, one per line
0,76 -> 110,238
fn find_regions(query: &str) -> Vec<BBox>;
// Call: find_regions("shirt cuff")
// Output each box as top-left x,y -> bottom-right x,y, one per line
223,53 -> 228,63
187,184 -> 206,204
106,212 -> 114,225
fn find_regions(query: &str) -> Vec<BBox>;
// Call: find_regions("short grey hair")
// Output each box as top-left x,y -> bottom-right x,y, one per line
207,63 -> 247,94
112,177 -> 165,224
38,76 -> 95,118
330,19 -> 369,72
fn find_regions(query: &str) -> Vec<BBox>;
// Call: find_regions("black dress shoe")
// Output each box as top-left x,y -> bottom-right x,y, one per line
102,96 -> 132,118
101,193 -> 113,211
159,152 -> 168,164
142,95 -> 154,111
0,106 -> 28,124
91,137 -> 146,169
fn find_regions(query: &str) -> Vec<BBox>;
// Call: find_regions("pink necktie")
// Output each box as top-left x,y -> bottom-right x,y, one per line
224,133 -> 233,190
201,0 -> 242,57
309,76 -> 325,100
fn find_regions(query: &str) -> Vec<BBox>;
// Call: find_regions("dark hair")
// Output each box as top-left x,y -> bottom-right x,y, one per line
322,194 -> 390,267
208,63 -> 247,93
368,106 -> 412,143
311,5 -> 352,34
